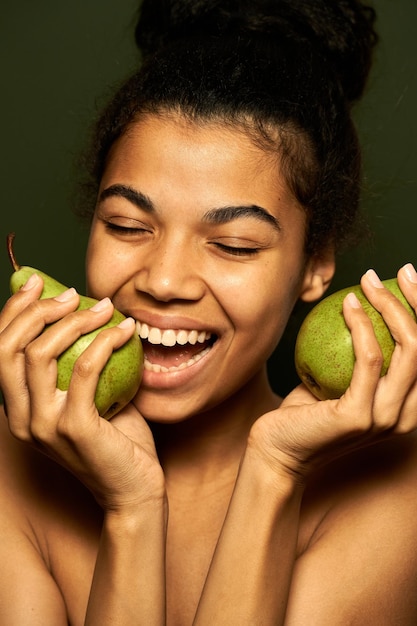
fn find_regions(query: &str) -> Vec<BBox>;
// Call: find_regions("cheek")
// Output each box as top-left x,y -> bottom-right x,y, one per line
85,238 -> 100,297
85,234 -> 118,299
224,267 -> 300,358
217,264 -> 299,340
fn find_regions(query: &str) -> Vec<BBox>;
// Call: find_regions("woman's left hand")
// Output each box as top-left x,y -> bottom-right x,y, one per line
249,263 -> 417,482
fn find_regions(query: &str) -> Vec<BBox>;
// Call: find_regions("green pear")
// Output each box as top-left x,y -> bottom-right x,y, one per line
294,277 -> 415,400
7,233 -> 143,419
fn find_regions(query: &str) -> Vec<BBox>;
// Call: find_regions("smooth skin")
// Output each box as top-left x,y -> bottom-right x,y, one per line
0,115 -> 417,625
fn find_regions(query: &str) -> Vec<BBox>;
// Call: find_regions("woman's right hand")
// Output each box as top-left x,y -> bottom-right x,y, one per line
0,273 -> 165,513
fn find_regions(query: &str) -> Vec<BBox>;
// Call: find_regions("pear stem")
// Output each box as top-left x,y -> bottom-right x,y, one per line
7,233 -> 20,272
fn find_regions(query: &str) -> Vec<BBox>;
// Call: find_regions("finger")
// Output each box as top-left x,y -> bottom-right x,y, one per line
0,273 -> 44,333
0,287 -> 80,359
389,265 -> 417,433
0,288 -> 80,438
361,269 -> 417,426
62,317 -> 137,434
361,268 -> 417,343
396,263 -> 417,316
26,297 -> 115,412
388,383 -> 417,434
337,292 -> 382,430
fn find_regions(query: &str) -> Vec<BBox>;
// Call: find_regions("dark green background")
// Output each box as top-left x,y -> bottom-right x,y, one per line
1,1 -> 416,395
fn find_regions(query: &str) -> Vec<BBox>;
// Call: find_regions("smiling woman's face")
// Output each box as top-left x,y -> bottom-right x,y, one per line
86,114 -> 331,423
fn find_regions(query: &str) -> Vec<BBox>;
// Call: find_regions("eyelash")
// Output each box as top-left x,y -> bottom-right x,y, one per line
105,223 -> 260,256
105,222 -> 148,235
214,243 -> 260,257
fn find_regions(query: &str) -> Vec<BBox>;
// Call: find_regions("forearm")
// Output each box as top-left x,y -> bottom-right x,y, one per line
193,448 -> 303,626
85,499 -> 168,626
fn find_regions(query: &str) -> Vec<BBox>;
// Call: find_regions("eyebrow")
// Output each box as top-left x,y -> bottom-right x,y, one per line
203,205 -> 281,232
98,183 -> 281,232
98,184 -> 155,212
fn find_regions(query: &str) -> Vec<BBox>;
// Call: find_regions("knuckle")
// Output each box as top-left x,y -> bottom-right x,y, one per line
72,354 -> 96,379
95,327 -> 116,346
349,413 -> 373,435
60,309 -> 85,332
30,418 -> 55,445
61,308 -> 104,338
55,418 -> 71,438
395,419 -> 414,435
25,299 -> 45,321
373,414 -> 397,431
405,334 -> 417,354
25,341 -> 47,367
8,422 -> 33,443
0,340 -> 10,362
84,326 -> 117,355
1,290 -> 36,318
362,347 -> 384,372
28,421 -> 44,442
56,416 -> 84,442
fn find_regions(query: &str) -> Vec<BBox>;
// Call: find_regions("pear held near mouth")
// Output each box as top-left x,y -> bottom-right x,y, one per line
294,277 -> 416,400
7,233 -> 143,420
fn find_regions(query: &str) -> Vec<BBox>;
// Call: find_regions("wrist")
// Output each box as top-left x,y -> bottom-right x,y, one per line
97,460 -> 167,517
246,420 -> 307,492
103,493 -> 168,536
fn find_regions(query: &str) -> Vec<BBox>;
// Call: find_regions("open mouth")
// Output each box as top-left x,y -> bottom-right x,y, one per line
136,322 -> 217,373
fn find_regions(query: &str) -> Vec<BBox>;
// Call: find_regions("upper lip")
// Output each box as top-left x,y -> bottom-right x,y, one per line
125,310 -> 217,334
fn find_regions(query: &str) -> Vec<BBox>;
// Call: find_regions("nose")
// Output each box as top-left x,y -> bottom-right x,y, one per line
133,235 -> 206,303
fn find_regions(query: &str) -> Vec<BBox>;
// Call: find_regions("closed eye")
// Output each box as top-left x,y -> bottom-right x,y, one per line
214,243 -> 260,256
104,222 -> 150,236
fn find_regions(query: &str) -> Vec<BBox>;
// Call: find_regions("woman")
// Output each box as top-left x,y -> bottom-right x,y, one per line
1,1 -> 417,624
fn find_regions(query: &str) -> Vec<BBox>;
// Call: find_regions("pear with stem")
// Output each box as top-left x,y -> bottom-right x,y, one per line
7,233 -> 143,419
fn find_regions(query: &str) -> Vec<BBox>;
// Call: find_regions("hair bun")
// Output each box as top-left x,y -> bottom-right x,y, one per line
135,0 -> 377,103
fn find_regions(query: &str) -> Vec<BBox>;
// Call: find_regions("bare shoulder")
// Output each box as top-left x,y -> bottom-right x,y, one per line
0,406 -> 101,624
301,431 -> 417,551
289,434 -> 417,624
0,404 -> 103,548
0,406 -> 100,523
0,406 -> 69,622
0,405 -> 56,518
312,431 -> 417,520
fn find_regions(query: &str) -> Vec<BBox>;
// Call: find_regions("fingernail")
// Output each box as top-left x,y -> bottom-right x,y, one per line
117,317 -> 135,330
20,273 -> 40,291
345,292 -> 361,309
404,263 -> 417,283
54,287 -> 77,302
90,297 -> 111,312
365,269 -> 383,288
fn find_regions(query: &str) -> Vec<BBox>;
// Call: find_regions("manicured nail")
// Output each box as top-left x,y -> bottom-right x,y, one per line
365,269 -> 383,288
54,287 -> 77,302
404,263 -> 417,284
345,292 -> 361,309
20,273 -> 40,291
90,297 -> 111,312
117,317 -> 135,330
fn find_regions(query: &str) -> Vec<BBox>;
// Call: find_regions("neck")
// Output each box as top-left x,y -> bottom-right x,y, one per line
150,369 -> 280,488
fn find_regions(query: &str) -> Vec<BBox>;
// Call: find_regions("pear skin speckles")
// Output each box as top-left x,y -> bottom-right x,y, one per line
9,263 -> 143,419
294,278 -> 415,400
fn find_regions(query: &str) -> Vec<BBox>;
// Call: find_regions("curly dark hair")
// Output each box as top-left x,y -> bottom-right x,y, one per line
75,0 -> 378,258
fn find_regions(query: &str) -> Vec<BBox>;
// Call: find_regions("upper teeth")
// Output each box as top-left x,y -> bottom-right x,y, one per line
136,322 -> 211,347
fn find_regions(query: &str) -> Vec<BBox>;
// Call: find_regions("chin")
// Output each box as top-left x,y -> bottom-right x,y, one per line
132,394 -> 201,425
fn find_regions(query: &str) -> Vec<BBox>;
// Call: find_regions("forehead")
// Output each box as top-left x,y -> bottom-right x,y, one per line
101,114 -> 300,215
